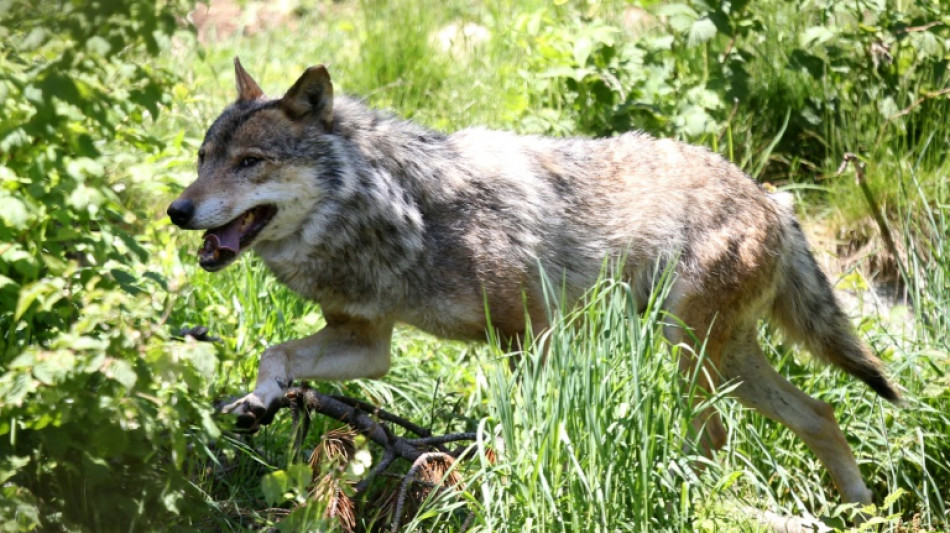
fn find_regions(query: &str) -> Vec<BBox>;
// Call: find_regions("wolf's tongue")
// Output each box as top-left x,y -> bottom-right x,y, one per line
204,217 -> 244,253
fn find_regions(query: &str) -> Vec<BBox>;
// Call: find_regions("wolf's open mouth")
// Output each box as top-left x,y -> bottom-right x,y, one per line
198,205 -> 277,271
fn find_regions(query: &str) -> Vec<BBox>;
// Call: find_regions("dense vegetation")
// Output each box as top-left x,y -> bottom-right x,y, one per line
1,0 -> 948,531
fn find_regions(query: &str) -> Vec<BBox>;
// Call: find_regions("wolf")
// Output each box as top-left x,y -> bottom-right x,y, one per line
167,58 -> 899,506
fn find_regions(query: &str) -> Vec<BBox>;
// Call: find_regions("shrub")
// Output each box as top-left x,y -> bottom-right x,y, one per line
0,1 -> 220,530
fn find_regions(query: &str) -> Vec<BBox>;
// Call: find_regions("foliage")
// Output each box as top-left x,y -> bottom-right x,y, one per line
0,0 -> 176,345
510,1 -> 950,181
0,1 -> 220,530
509,2 -> 746,140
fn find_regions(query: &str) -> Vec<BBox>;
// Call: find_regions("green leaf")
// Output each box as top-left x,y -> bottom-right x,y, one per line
909,31 -> 942,58
162,491 -> 183,515
184,343 -> 217,379
198,409 -> 221,439
882,488 -> 908,507
105,358 -> 137,389
68,184 -> 104,211
878,96 -> 898,119
262,464 -> 313,506
117,232 -> 150,263
687,18 -> 717,47
713,470 -> 743,493
64,157 -> 104,182
0,457 -> 29,484
110,267 -> 145,296
0,372 -> 38,408
287,464 -> 313,491
0,195 -> 29,229
85,36 -> 111,56
0,165 -> 17,185
0,274 -> 16,290
4,246 -> 40,281
81,451 -> 112,483
31,350 -> 76,385
654,3 -> 699,33
14,281 -> 49,321
643,35 -> 674,51
21,27 -> 47,51
110,268 -> 138,286
789,49 -> 826,78
800,25 -> 835,47
573,36 -> 593,66
142,270 -> 167,290
261,470 -> 290,506
677,104 -> 714,137
277,504 -> 328,533
23,84 -> 42,104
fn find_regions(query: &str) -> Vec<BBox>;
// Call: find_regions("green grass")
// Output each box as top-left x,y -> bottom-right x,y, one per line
468,273 -> 698,532
137,0 -> 950,531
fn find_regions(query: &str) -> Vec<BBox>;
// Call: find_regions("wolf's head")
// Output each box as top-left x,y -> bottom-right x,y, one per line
167,58 -> 337,272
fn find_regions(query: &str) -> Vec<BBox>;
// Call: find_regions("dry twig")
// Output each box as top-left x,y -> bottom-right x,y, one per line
284,386 -> 477,472
836,153 -> 904,279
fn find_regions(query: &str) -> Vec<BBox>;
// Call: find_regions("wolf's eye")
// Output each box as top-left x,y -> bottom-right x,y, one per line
197,149 -> 205,165
239,156 -> 262,169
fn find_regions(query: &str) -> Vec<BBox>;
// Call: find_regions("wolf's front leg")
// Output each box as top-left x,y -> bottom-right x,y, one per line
221,315 -> 394,429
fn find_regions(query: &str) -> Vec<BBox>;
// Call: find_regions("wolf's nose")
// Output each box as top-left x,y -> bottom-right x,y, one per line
167,199 -> 195,227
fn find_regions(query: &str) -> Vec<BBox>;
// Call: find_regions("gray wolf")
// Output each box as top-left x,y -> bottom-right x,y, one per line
167,58 -> 899,506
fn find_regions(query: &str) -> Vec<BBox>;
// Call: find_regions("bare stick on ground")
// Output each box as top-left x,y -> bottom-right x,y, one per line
837,152 -> 905,278
278,385 -> 480,530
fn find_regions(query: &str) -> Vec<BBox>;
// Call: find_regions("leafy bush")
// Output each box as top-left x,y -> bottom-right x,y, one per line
512,0 -> 950,179
0,0 -> 178,344
0,1 -> 220,530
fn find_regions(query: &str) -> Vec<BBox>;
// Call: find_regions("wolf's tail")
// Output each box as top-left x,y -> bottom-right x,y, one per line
770,219 -> 900,403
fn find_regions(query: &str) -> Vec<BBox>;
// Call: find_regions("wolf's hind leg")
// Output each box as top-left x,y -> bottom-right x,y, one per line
687,385 -> 728,457
221,316 -> 394,429
669,333 -> 727,456
721,326 -> 873,504
666,344 -> 728,456
665,296 -> 730,456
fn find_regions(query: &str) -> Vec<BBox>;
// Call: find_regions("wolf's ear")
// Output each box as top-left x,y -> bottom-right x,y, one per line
280,65 -> 333,130
234,57 -> 264,101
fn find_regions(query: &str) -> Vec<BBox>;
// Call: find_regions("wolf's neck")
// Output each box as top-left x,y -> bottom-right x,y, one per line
333,97 -> 450,188
256,98 -> 444,314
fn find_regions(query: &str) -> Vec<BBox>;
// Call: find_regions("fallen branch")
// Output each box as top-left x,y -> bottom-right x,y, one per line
269,385 -> 481,530
286,387 -> 477,463
886,87 -> 950,122
899,20 -> 943,34
283,385 -> 477,495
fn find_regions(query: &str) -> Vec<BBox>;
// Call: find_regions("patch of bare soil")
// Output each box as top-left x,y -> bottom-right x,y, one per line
803,217 -> 914,336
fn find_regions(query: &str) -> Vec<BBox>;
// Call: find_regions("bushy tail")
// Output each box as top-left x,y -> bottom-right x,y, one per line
771,221 -> 901,403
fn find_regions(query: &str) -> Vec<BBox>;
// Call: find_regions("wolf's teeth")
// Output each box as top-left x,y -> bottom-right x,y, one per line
242,212 -> 255,230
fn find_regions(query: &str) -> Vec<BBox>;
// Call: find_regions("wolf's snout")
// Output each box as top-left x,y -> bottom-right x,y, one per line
167,198 -> 195,227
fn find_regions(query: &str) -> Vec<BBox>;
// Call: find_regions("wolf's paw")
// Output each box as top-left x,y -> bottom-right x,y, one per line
218,392 -> 283,431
